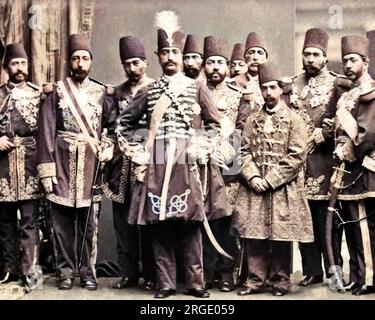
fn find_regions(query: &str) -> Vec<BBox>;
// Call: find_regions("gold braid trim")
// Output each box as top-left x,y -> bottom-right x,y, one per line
37,163 -> 56,178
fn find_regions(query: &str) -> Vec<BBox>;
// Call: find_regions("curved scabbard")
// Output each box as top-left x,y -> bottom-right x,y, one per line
203,215 -> 234,261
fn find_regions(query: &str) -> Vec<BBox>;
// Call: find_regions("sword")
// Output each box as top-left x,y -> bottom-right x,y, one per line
78,129 -> 109,269
325,162 -> 349,293
197,163 -> 234,261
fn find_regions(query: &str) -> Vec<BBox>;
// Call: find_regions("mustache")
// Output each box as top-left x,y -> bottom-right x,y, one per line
265,97 -> 275,102
164,61 -> 177,66
128,71 -> 141,78
15,71 -> 28,76
304,65 -> 320,72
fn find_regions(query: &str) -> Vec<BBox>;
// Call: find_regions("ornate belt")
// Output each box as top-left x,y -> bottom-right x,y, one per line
11,135 -> 35,147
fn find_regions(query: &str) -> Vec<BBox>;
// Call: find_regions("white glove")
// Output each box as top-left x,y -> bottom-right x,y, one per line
98,143 -> 114,162
132,149 -> 150,166
41,176 -> 58,193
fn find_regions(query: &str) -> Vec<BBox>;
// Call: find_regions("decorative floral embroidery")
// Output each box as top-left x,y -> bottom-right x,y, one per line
0,178 -> 13,201
305,175 -> 325,197
210,84 -> 241,127
12,91 -> 40,131
57,81 -> 104,132
25,177 -> 41,197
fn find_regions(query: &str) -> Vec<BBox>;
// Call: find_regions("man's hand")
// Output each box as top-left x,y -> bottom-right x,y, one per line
98,145 -> 114,162
250,177 -> 270,193
211,149 -> 226,169
322,118 -> 334,130
307,138 -> 316,155
132,149 -> 150,166
0,136 -> 14,151
41,176 -> 58,193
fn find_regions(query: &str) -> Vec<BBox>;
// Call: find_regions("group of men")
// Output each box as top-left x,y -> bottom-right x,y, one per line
1,10 -> 375,298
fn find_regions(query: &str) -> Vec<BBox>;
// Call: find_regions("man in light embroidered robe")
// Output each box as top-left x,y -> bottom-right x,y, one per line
36,34 -> 117,291
232,62 -> 313,297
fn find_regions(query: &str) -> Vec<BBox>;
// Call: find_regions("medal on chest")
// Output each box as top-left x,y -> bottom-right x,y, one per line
263,115 -> 274,134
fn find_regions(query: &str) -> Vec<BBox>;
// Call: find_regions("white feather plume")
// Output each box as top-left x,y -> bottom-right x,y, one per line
154,10 -> 181,41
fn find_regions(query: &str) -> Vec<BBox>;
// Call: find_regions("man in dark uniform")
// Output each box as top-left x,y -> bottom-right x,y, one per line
232,62 -> 313,296
229,43 -> 247,78
37,34 -> 117,290
0,43 -> 42,290
183,34 -> 205,83
102,35 -> 155,290
334,35 -> 375,295
117,10 -> 231,299
286,28 -> 343,287
202,36 -> 241,292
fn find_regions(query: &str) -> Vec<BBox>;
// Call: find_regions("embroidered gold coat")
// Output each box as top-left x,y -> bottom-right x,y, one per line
36,77 -> 117,208
334,74 -> 375,200
287,69 -> 337,200
117,73 -> 229,225
102,77 -> 154,203
0,81 -> 42,202
231,103 -> 314,242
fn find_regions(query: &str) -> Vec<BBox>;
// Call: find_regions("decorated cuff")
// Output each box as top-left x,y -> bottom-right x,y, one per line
37,163 -> 56,178
264,169 -> 285,190
241,160 -> 261,182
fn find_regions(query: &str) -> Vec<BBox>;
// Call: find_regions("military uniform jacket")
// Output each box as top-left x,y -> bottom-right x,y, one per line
117,73 -> 228,225
102,77 -> 154,203
231,102 -> 314,242
207,81 -> 242,206
288,69 -> 337,200
334,74 -> 375,200
37,77 -> 117,208
0,81 -> 42,202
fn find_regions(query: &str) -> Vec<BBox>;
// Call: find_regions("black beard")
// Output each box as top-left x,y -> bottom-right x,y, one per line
127,73 -> 142,83
71,69 -> 89,82
184,67 -> 200,79
303,65 -> 323,77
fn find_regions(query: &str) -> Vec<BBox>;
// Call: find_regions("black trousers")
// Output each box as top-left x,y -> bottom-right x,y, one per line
151,220 -> 204,290
112,201 -> 155,281
246,239 -> 292,290
203,216 -> 238,285
50,202 -> 98,282
299,200 -> 343,277
0,200 -> 40,276
340,199 -> 375,286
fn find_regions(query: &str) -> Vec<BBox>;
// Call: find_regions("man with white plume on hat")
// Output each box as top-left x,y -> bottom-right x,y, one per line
117,10 -> 233,299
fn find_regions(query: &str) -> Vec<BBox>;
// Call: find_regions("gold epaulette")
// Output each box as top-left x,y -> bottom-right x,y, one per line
42,83 -> 55,95
41,83 -> 55,100
335,76 -> 352,89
